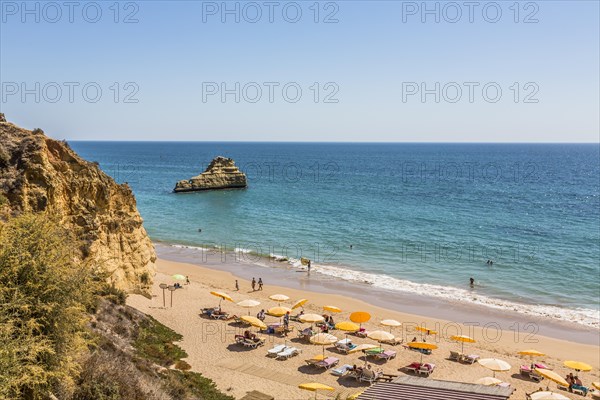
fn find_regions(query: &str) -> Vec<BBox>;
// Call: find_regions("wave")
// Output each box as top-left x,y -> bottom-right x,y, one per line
164,242 -> 600,329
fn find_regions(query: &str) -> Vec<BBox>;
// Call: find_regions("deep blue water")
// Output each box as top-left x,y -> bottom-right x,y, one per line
70,142 -> 600,327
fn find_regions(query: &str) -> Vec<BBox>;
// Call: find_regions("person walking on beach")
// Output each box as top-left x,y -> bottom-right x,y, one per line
185,275 -> 190,285
235,279 -> 239,291
283,311 -> 290,335
258,278 -> 263,290
307,260 -> 311,273
251,278 -> 256,291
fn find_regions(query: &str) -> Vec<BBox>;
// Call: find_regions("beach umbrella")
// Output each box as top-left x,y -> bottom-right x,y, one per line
380,319 -> 401,332
267,306 -> 292,317
300,314 -> 325,324
408,341 -> 438,363
367,330 -> 394,342
564,360 -> 592,372
292,298 -> 308,310
335,321 -> 359,333
415,326 -> 437,336
529,392 -> 571,400
348,343 -> 379,354
269,294 -> 290,303
237,299 -> 260,315
450,335 -> 476,354
310,333 -> 338,357
323,305 -> 342,313
240,315 -> 267,330
172,274 -> 186,280
210,291 -> 233,306
298,382 -> 334,399
350,311 -> 371,329
478,358 -> 511,378
518,349 -> 546,357
535,368 -> 569,388
475,377 -> 502,386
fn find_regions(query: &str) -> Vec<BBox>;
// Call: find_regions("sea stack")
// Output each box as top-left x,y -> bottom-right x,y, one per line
173,156 -> 247,193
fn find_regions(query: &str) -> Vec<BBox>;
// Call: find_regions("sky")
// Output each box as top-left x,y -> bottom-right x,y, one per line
0,0 -> 599,142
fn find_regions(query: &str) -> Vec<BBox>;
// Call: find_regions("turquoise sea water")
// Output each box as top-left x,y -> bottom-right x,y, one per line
70,142 -> 600,328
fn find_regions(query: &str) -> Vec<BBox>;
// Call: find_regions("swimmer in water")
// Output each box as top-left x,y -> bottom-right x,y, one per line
469,277 -> 475,287
350,244 -> 353,249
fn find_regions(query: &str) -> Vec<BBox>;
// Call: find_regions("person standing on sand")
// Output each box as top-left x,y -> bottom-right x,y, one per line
258,278 -> 263,290
235,280 -> 239,291
251,278 -> 256,291
186,276 -> 190,285
307,260 -> 311,273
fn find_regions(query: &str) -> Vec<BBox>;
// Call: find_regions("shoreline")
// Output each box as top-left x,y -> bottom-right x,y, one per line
128,257 -> 600,400
155,242 -> 599,345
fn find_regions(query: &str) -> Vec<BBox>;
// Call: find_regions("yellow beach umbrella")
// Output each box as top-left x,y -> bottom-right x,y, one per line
529,392 -> 571,400
267,306 -> 292,317
269,294 -> 290,303
535,368 -> 569,387
564,360 -> 592,372
380,319 -> 401,332
450,335 -> 476,353
300,313 -> 325,324
415,326 -> 437,335
310,333 -> 338,357
408,342 -> 438,363
348,343 -> 379,354
518,349 -> 546,357
323,305 -> 342,313
591,382 -> 600,390
475,377 -> 502,386
292,298 -> 308,310
335,321 -> 359,332
240,315 -> 267,330
478,358 -> 511,378
349,311 -> 371,329
237,299 -> 260,315
210,291 -> 233,306
298,382 -> 334,399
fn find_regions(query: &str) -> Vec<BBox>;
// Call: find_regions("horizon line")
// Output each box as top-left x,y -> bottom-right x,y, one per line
67,139 -> 600,144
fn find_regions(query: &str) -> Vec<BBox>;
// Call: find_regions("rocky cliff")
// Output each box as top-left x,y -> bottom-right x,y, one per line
0,115 -> 156,292
173,156 -> 247,192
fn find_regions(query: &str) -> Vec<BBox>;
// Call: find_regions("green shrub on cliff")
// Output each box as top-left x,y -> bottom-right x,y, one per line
0,214 -> 96,399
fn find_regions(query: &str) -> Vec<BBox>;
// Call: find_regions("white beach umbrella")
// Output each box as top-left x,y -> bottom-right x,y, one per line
478,358 -> 511,377
529,392 -> 571,400
237,299 -> 260,315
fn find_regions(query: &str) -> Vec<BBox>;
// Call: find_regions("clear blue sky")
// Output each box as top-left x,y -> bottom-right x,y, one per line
1,0 -> 599,142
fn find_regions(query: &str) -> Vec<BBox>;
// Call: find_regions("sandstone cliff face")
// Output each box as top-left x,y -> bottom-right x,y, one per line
174,156 -> 247,192
0,117 -> 156,292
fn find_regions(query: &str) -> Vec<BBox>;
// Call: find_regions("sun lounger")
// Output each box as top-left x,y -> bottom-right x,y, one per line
305,355 -> 326,365
461,354 -> 479,364
365,347 -> 385,356
449,351 -> 463,361
267,344 -> 287,357
403,362 -> 421,374
235,335 -> 246,344
374,350 -> 397,361
331,364 -> 354,377
572,385 -> 589,396
276,347 -> 301,360
418,363 -> 435,376
534,363 -> 550,370
298,328 -> 314,340
211,312 -> 231,320
359,369 -> 382,384
335,343 -> 357,354
520,365 -> 532,375
498,382 -> 511,388
315,357 -> 340,369
354,328 -> 369,338
557,384 -> 569,391
242,338 -> 265,348
529,371 -> 543,382
380,337 -> 403,346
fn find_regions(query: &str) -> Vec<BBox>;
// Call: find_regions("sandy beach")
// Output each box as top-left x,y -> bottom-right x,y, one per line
128,258 -> 600,399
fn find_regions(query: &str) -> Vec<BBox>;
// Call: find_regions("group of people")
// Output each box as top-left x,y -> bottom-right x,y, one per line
251,277 -> 263,291
486,259 -> 494,266
565,373 -> 584,391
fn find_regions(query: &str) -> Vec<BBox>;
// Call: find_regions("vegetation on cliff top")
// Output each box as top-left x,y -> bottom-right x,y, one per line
0,213 -> 233,400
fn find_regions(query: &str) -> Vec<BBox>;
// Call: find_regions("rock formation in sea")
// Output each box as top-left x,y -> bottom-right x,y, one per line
0,114 -> 156,293
173,156 -> 247,192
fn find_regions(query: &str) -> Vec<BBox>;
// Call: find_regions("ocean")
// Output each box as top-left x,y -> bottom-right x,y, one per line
70,142 -> 600,329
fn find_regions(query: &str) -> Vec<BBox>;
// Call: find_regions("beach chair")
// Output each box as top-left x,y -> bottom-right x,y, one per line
381,337 -> 403,346
305,355 -> 326,366
330,364 -> 354,377
557,384 -> 569,392
276,347 -> 301,360
520,365 -> 532,376
418,363 -> 435,376
354,328 -> 369,338
498,382 -> 511,388
211,312 -> 231,320
359,369 -> 382,384
243,338 -> 265,348
572,385 -> 589,396
298,328 -> 314,341
315,357 -> 340,369
267,344 -> 287,357
335,342 -> 357,354
461,354 -> 479,364
534,363 -> 550,370
374,350 -> 397,361
403,362 -> 421,374
449,351 -> 462,361
364,347 -> 385,357
591,390 -> 600,400
529,371 -> 543,383
235,335 -> 246,344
